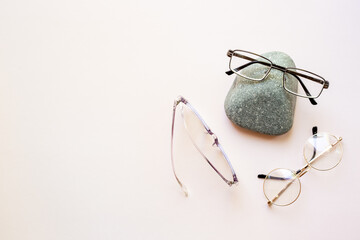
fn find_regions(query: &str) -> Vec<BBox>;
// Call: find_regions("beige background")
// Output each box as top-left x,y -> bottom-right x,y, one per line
0,0 -> 359,239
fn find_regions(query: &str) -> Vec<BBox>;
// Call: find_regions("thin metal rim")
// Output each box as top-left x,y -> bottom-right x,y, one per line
263,168 -> 302,206
303,133 -> 344,171
283,67 -> 326,99
229,49 -> 273,81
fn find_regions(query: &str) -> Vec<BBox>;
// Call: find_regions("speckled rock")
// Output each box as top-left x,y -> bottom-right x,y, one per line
224,51 -> 298,135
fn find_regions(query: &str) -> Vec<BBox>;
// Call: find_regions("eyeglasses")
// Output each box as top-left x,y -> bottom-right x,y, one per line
257,126 -> 343,206
171,96 -> 238,197
226,49 -> 330,105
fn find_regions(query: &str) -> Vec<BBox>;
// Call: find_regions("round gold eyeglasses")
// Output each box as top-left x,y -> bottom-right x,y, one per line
258,126 -> 343,206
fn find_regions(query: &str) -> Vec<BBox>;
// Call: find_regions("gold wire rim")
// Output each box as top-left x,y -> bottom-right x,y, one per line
263,168 -> 302,207
303,133 -> 344,171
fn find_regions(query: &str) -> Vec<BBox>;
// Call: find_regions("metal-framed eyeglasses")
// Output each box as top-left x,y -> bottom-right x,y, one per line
226,49 -> 330,105
257,126 -> 343,206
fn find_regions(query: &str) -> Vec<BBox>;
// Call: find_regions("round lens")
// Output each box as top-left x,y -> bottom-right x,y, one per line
180,104 -> 234,183
263,168 -> 301,206
303,133 -> 343,171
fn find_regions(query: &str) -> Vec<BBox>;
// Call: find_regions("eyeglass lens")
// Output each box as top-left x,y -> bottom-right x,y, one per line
263,168 -> 301,206
303,133 -> 343,171
180,104 -> 234,182
284,68 -> 325,98
229,50 -> 272,81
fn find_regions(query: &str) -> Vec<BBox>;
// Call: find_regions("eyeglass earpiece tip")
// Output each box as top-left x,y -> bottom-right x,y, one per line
312,126 -> 318,135
181,185 -> 189,197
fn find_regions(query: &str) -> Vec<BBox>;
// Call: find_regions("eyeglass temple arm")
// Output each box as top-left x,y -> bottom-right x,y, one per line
311,126 -> 318,158
226,61 -> 318,105
296,74 -> 318,105
257,174 -> 290,180
267,177 -> 297,206
171,98 -> 189,197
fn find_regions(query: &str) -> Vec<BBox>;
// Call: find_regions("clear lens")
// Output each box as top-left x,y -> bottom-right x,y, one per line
283,68 -> 325,98
229,50 -> 272,81
263,168 -> 301,206
304,133 -> 343,171
180,104 -> 234,183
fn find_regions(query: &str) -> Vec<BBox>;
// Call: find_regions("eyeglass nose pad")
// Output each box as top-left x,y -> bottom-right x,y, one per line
211,133 -> 219,146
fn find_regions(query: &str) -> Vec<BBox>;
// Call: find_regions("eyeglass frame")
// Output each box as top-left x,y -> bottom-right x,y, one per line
226,49 -> 330,105
257,126 -> 343,206
171,96 -> 238,197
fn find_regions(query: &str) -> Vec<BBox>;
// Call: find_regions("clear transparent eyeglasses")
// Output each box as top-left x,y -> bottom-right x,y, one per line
258,127 -> 343,206
226,49 -> 330,105
171,96 -> 238,197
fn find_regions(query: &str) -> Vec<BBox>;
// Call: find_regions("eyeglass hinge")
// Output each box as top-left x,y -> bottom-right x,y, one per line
227,50 -> 234,57
324,81 -> 330,89
174,95 -> 187,107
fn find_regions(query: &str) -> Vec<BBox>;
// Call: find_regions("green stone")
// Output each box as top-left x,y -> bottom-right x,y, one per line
224,51 -> 298,135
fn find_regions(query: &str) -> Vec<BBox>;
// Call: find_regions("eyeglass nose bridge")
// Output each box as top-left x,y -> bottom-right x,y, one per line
297,168 -> 309,178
